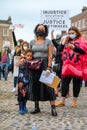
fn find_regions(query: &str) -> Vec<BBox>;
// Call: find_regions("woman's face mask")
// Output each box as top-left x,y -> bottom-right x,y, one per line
23,46 -> 27,50
36,29 -> 45,37
69,34 -> 76,39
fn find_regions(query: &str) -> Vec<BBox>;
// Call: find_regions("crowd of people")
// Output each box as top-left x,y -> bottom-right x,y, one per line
0,24 -> 87,117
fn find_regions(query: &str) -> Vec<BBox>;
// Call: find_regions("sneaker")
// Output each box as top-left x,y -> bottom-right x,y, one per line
55,102 -> 65,107
12,88 -> 16,92
71,101 -> 78,107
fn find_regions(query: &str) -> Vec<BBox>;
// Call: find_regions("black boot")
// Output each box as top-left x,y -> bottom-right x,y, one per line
30,102 -> 40,114
51,105 -> 57,116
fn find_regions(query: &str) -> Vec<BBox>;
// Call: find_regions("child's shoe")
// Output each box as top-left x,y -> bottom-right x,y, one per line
19,109 -> 25,115
24,107 -> 28,113
71,101 -> 78,107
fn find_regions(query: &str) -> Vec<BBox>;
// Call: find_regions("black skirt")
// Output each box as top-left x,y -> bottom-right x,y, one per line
29,58 -> 56,101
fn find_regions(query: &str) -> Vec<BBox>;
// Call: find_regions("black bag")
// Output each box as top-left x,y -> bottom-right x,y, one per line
53,63 -> 61,72
28,59 -> 42,70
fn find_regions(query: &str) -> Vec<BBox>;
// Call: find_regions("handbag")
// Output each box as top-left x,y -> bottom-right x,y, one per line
28,59 -> 42,70
28,42 -> 46,70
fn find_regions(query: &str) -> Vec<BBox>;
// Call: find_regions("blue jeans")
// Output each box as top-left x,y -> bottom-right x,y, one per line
0,62 -> 9,79
14,77 -> 18,88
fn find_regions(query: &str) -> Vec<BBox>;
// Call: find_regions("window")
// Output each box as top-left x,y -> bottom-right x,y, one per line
78,20 -> 81,29
75,21 -> 78,27
3,28 -> 9,36
82,18 -> 85,28
71,22 -> 74,26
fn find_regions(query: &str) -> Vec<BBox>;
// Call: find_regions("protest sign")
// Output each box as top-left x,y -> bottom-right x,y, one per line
40,10 -> 69,30
13,56 -> 20,77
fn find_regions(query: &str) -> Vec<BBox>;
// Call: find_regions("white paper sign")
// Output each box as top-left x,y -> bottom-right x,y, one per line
11,49 -> 15,55
3,41 -> 10,47
39,70 -> 56,84
40,10 -> 69,30
13,56 -> 20,77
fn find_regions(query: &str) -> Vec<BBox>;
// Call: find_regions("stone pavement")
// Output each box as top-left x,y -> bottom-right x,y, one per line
0,73 -> 87,130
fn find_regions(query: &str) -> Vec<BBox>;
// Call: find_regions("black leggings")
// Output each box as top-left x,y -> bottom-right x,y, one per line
61,77 -> 81,97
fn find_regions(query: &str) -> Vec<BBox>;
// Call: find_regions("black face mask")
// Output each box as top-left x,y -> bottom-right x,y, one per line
36,30 -> 45,37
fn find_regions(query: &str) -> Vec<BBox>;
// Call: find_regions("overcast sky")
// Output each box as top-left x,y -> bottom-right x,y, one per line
0,0 -> 87,42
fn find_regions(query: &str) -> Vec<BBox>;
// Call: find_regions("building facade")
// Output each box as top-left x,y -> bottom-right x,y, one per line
70,6 -> 87,39
0,16 -> 13,50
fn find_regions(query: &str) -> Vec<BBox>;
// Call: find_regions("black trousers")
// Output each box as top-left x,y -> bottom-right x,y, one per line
61,76 -> 81,97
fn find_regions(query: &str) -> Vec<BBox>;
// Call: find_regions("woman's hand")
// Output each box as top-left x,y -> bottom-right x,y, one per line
61,35 -> 69,45
51,30 -> 54,40
45,70 -> 50,77
12,26 -> 15,31
46,66 -> 52,71
65,43 -> 75,49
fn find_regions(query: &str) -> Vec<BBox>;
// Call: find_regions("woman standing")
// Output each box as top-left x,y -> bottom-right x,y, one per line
56,26 -> 87,107
29,24 -> 57,116
11,28 -> 23,92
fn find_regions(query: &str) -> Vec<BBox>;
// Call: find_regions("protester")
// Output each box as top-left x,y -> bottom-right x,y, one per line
51,30 -> 62,96
29,24 -> 57,116
56,26 -> 87,107
19,41 -> 29,56
0,45 -> 11,80
12,40 -> 29,92
11,29 -> 24,92
12,29 -> 29,93
17,49 -> 33,114
51,30 -> 70,99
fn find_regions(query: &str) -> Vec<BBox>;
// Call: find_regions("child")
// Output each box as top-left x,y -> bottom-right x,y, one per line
17,49 -> 33,115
